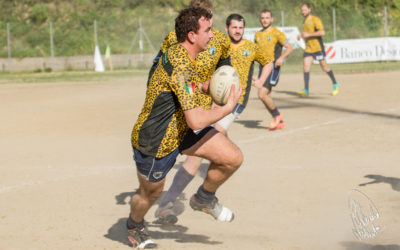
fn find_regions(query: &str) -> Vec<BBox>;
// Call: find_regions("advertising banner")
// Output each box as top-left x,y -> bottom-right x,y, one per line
324,37 -> 400,64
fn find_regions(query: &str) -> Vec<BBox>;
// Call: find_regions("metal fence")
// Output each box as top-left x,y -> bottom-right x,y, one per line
0,5 -> 398,72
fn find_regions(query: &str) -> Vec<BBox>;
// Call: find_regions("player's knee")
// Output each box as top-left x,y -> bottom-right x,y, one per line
229,147 -> 243,170
141,184 -> 163,203
147,188 -> 163,203
257,87 -> 267,99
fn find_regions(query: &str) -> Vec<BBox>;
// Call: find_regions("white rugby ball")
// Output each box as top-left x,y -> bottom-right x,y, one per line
209,65 -> 240,105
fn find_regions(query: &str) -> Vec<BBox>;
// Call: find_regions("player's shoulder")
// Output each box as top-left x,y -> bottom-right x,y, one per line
242,38 -> 256,47
311,15 -> 322,22
165,30 -> 177,42
212,29 -> 229,41
165,44 -> 191,67
255,29 -> 264,35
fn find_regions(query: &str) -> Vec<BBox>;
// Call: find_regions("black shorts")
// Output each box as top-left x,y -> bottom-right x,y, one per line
303,51 -> 326,61
132,126 -> 214,182
259,62 -> 281,88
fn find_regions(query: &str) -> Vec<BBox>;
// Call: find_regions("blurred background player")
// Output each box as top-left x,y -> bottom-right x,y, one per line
154,13 -> 273,225
127,7 -> 243,248
296,2 -> 339,97
254,9 -> 293,130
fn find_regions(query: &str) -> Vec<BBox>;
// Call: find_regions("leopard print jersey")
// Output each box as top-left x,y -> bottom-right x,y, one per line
160,29 -> 231,109
131,44 -> 205,158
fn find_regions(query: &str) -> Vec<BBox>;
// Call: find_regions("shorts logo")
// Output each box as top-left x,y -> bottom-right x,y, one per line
184,81 -> 196,95
243,50 -> 250,57
152,171 -> 163,179
209,47 -> 216,56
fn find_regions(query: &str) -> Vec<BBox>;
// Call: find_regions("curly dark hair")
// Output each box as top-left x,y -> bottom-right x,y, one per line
175,7 -> 213,43
189,0 -> 213,11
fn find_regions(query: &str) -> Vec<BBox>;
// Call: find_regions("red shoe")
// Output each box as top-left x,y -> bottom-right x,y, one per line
268,116 -> 285,131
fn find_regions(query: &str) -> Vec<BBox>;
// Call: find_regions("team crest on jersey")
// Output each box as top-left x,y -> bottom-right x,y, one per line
268,36 -> 272,41
243,50 -> 250,57
184,82 -> 196,95
209,47 -> 217,56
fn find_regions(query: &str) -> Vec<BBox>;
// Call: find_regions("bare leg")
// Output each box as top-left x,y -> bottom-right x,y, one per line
130,173 -> 165,223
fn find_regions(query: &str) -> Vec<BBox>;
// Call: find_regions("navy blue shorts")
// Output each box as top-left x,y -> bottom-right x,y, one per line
303,51 -> 326,61
133,126 -> 214,182
259,62 -> 281,88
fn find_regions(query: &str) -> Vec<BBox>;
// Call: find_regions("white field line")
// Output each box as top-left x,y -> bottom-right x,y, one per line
238,106 -> 400,146
2,106 -> 399,194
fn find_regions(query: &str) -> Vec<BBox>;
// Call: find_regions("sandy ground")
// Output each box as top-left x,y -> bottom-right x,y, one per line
1,70 -> 399,250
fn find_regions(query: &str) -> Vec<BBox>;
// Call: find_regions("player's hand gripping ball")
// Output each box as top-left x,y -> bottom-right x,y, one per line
209,65 -> 240,105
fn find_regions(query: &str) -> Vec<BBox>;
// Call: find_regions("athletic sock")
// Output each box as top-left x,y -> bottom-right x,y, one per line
327,70 -> 337,84
126,215 -> 144,230
304,72 -> 310,91
271,108 -> 280,118
195,184 -> 215,203
159,167 -> 194,208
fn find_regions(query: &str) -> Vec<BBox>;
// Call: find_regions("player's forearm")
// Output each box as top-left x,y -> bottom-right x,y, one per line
280,44 -> 293,60
184,106 -> 231,130
259,62 -> 273,83
310,30 -> 325,37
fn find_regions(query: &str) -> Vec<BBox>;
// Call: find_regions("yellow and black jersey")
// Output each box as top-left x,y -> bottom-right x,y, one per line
132,44 -> 206,158
159,28 -> 231,108
254,26 -> 288,61
230,39 -> 272,106
302,15 -> 325,53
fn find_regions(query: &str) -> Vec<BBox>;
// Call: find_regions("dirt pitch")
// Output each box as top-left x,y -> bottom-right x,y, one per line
1,70 -> 399,250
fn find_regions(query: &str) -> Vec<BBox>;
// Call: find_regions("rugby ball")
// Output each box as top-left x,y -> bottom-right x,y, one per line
209,65 -> 240,105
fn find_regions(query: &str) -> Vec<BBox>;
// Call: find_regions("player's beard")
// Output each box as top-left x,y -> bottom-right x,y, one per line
262,23 -> 271,30
229,33 -> 242,44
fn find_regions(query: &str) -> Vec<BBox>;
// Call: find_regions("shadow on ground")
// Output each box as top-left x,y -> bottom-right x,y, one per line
109,164 -> 221,247
359,175 -> 400,192
341,241 -> 400,250
235,119 -> 267,129
274,90 -> 400,120
104,217 -> 222,246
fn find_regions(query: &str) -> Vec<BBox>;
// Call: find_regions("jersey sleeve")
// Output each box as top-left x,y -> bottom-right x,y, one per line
169,65 -> 199,111
314,16 -> 324,31
277,30 -> 288,46
254,31 -> 260,45
255,44 -> 272,66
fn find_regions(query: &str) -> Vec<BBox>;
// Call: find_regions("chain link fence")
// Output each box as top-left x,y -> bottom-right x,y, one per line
1,6 -> 398,72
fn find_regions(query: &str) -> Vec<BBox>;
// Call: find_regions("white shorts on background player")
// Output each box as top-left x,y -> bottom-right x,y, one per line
216,104 -> 244,131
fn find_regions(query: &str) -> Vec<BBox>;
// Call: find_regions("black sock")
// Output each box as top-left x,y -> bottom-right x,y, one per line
304,72 -> 310,91
126,215 -> 144,230
272,108 -> 280,118
327,70 -> 337,84
195,185 -> 215,203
